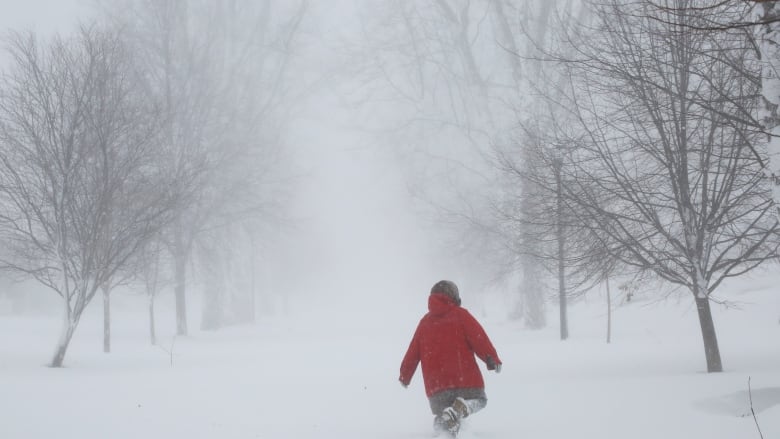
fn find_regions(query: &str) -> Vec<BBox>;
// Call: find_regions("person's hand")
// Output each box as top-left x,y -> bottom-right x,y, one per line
486,355 -> 501,373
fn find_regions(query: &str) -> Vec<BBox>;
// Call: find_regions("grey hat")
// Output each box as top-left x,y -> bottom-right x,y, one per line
431,280 -> 461,306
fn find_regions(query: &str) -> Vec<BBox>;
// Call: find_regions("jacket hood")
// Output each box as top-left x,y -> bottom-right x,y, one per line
428,293 -> 457,316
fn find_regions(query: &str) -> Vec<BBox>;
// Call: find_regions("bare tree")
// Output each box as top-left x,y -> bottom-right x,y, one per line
135,236 -> 169,345
488,1 -> 611,336
0,27 -> 179,366
648,1 -> 780,220
349,0 -> 562,320
496,114 -> 623,340
103,0 -> 308,334
494,0 -> 560,330
552,0 -> 779,372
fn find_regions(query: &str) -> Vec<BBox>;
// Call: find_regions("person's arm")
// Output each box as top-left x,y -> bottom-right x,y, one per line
461,310 -> 502,371
399,324 -> 422,386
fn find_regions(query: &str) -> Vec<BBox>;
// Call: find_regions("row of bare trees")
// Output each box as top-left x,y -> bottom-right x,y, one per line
537,0 -> 780,373
0,0 -> 309,367
104,0 -> 308,338
352,0 -> 780,373
0,27 -> 183,367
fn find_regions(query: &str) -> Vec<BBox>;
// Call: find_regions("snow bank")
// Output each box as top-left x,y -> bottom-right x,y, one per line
0,276 -> 778,439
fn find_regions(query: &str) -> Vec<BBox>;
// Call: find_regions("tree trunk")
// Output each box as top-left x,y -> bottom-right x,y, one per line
50,302 -> 77,368
759,4 -> 780,211
102,285 -> 111,353
555,161 -> 568,340
606,277 -> 612,344
149,294 -> 157,346
522,258 -> 546,329
200,248 -> 224,330
249,236 -> 257,324
173,226 -> 188,336
490,0 -> 523,84
200,287 -> 222,330
694,295 -> 723,372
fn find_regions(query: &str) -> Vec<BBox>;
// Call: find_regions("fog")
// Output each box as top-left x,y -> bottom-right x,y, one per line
0,0 -> 93,35
1,1 -> 780,438
0,0 -> 454,315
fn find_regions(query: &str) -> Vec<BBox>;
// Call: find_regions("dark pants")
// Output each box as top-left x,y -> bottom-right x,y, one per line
428,388 -> 487,416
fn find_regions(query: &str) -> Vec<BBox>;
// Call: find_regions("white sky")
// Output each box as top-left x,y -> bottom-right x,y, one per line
0,0 -> 90,34
0,0 -> 92,70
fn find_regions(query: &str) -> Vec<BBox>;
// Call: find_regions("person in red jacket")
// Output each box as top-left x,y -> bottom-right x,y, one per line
399,280 -> 502,436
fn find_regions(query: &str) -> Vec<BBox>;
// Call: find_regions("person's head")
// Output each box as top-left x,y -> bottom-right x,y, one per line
430,280 -> 461,306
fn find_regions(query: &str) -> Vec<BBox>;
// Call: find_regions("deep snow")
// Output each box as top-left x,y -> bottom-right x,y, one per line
1,274 -> 779,439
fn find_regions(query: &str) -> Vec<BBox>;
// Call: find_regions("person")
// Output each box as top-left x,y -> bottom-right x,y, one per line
399,280 -> 502,437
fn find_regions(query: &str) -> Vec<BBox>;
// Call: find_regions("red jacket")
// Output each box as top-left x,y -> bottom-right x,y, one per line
399,293 -> 501,397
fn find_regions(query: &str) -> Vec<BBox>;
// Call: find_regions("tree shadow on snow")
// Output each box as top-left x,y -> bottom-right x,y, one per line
694,387 -> 780,417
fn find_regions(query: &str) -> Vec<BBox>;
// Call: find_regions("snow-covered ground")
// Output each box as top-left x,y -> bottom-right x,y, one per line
1,274 -> 779,439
